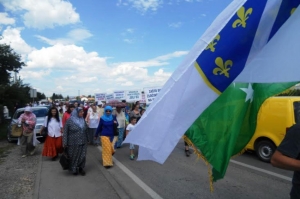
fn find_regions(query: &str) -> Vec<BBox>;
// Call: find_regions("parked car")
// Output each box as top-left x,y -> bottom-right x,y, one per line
246,96 -> 300,162
7,106 -> 49,143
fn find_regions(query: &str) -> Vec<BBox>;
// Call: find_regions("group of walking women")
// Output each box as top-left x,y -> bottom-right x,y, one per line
39,102 -> 136,175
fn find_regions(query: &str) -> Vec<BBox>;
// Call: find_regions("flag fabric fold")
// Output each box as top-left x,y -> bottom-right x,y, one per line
124,0 -> 300,165
184,82 -> 297,184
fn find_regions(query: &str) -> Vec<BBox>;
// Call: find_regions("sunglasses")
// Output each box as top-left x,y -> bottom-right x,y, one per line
106,110 -> 111,112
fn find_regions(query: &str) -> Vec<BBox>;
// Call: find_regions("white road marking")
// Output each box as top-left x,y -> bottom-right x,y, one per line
230,160 -> 292,182
97,146 -> 163,199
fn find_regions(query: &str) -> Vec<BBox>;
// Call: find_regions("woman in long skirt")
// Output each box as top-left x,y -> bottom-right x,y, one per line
95,106 -> 118,168
63,107 -> 89,175
40,107 -> 63,160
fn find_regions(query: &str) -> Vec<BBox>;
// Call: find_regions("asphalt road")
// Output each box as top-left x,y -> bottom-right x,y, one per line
105,139 -> 293,199
36,139 -> 293,199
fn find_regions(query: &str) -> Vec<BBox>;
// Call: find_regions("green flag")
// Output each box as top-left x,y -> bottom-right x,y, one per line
184,82 -> 297,184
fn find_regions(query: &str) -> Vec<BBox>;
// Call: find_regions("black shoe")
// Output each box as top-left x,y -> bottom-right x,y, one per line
79,168 -> 86,176
104,166 -> 112,169
185,150 -> 190,157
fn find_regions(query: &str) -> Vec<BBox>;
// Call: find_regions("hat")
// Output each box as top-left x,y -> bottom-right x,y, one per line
24,106 -> 32,112
97,101 -> 103,106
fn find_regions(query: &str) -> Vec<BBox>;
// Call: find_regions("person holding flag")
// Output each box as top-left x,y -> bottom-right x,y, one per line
271,124 -> 300,199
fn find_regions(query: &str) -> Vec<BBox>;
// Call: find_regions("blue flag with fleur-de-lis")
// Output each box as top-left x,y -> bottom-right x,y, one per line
124,0 -> 300,171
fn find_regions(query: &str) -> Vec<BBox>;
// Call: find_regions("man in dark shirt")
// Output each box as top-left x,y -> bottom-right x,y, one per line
271,124 -> 300,199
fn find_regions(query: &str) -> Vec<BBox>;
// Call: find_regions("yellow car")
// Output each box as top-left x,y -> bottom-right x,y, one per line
246,96 -> 300,162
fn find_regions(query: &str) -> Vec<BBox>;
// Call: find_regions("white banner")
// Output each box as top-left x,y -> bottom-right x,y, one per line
113,91 -> 126,100
144,87 -> 161,104
126,90 -> 141,102
95,93 -> 106,101
105,93 -> 114,102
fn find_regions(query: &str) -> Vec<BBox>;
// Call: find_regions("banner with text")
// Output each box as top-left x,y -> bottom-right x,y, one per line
106,93 -> 114,102
126,90 -> 141,102
144,87 -> 162,104
114,91 -> 126,100
95,93 -> 106,101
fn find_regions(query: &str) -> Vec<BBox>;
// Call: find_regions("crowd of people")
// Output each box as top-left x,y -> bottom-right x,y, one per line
17,100 -> 146,175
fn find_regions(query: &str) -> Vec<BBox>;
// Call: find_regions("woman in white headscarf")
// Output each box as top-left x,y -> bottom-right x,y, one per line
63,107 -> 89,175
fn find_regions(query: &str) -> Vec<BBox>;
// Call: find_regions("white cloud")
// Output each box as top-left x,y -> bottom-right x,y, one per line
36,28 -> 93,45
67,29 -> 93,41
169,22 -> 182,28
201,13 -> 206,17
4,28 -> 187,95
121,81 -> 134,86
20,69 -> 51,79
126,28 -> 134,33
154,51 -> 188,61
123,38 -> 133,44
1,0 -> 80,29
0,12 -> 15,25
26,44 -> 108,71
56,86 -> 64,91
145,68 -> 171,85
119,0 -> 203,13
127,0 -> 163,12
0,26 -> 35,57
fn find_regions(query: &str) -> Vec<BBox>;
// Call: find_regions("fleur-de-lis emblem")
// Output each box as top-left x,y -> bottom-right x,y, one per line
291,8 -> 296,15
213,57 -> 233,78
205,34 -> 220,52
232,6 -> 253,28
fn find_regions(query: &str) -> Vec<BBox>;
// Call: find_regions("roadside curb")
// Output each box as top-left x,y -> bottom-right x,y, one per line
89,149 -> 131,199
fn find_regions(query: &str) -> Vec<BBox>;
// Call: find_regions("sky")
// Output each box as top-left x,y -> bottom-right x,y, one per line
0,0 -> 233,97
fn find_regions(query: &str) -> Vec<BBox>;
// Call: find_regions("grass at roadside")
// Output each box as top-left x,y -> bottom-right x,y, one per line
0,145 -> 14,161
0,122 -> 14,164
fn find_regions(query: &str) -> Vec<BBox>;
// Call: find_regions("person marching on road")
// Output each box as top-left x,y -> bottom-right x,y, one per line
85,104 -> 100,146
40,107 -> 63,161
95,106 -> 118,168
115,107 -> 126,149
18,106 -> 37,157
63,107 -> 89,175
271,124 -> 300,199
126,117 -> 137,160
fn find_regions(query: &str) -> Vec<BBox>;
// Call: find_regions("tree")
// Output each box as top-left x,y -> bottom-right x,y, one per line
0,43 -> 26,85
37,92 -> 46,101
0,81 -> 31,116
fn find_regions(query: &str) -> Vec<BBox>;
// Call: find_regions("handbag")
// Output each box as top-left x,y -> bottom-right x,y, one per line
41,118 -> 50,137
59,148 -> 69,170
11,124 -> 23,137
113,123 -> 119,136
41,127 -> 48,137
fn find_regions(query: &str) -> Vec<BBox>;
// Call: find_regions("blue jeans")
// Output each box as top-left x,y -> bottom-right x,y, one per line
116,128 -> 124,148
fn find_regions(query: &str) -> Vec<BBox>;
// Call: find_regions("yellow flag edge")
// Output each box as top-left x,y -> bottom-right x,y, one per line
183,135 -> 214,192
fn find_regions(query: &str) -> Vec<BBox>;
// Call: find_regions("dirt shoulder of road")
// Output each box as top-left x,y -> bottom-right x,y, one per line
0,140 -> 41,199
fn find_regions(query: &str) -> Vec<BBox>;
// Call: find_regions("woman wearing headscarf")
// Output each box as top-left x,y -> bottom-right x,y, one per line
18,106 -> 37,157
40,107 -> 63,160
95,106 -> 118,168
63,107 -> 89,175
